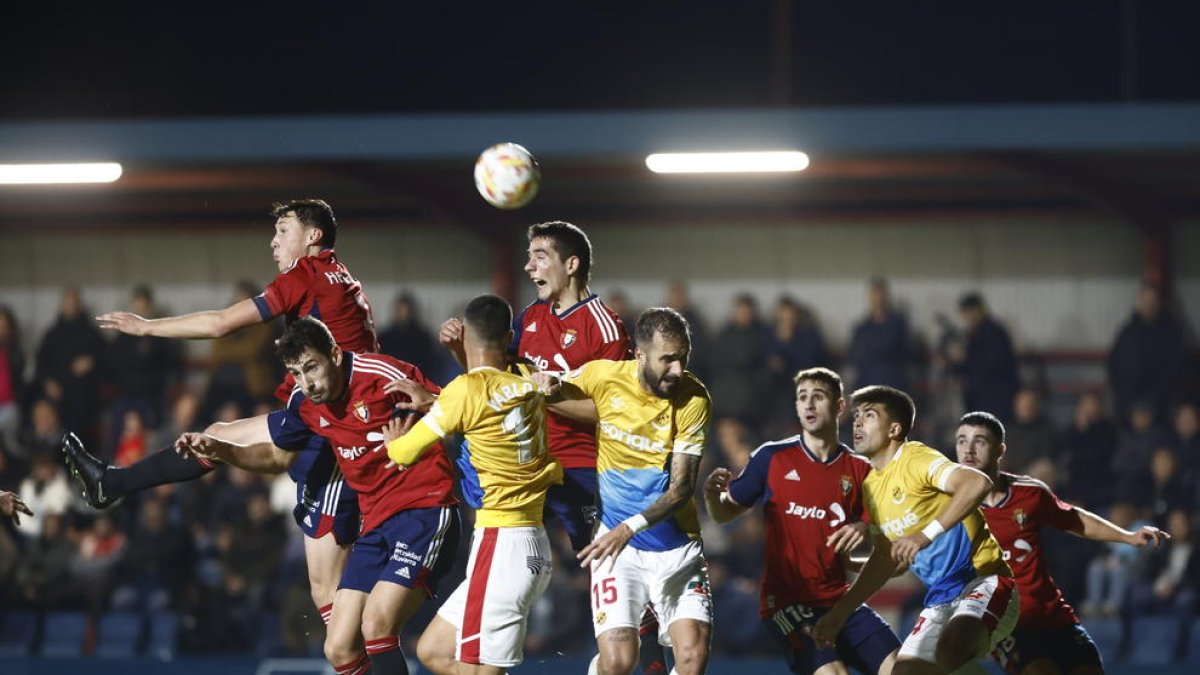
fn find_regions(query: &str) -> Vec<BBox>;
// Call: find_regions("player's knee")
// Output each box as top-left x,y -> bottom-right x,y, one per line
416,631 -> 454,674
323,634 -> 358,667
598,636 -> 639,675
670,642 -> 710,675
359,608 -> 394,641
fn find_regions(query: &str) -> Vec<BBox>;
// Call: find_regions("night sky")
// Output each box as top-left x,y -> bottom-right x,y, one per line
3,2 -> 1200,120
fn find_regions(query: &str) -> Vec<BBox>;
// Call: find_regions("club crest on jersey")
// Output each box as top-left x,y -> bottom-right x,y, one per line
352,400 -> 370,423
840,475 -> 853,496
891,486 -> 905,504
1012,509 -> 1028,527
561,328 -> 578,348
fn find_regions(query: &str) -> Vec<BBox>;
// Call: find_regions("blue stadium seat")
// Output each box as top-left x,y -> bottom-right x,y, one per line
1187,620 -> 1200,663
0,611 -> 41,657
255,612 -> 283,657
1127,615 -> 1180,665
146,611 -> 178,660
40,611 -> 88,657
95,611 -> 145,658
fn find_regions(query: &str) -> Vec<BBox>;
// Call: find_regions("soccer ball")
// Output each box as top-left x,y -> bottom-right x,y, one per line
474,143 -> 540,210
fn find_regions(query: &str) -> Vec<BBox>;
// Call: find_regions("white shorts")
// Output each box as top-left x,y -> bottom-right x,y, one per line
437,526 -> 553,668
589,527 -> 713,646
900,574 -> 1018,664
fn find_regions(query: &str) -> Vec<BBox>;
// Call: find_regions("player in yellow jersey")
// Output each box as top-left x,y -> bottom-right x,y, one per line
383,294 -> 562,675
812,385 -> 1016,675
543,307 -> 713,675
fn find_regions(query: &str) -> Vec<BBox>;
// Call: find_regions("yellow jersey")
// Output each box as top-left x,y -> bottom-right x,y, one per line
563,359 -> 711,552
864,441 -> 1010,606
391,364 -> 562,528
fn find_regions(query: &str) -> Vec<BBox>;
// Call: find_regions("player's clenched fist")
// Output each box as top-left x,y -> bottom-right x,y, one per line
438,318 -> 464,347
704,467 -> 732,496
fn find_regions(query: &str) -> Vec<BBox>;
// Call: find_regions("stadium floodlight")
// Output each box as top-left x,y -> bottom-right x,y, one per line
0,162 -> 123,185
645,151 -> 809,174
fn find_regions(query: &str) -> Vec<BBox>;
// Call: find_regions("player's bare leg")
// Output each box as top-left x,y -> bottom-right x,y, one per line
878,650 -> 898,675
934,615 -> 990,672
416,615 -> 459,675
663,618 -> 710,675
304,532 -> 351,623
361,580 -> 428,674
596,626 -> 640,675
814,661 -> 852,675
893,656 -> 947,675
326,589 -> 370,673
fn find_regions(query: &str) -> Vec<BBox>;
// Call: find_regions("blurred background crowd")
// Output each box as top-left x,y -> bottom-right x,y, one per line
0,276 -> 1196,661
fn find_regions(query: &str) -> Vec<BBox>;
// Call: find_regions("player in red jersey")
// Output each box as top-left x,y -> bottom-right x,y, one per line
955,411 -> 1169,675
63,199 -> 377,624
705,367 -> 900,675
180,317 -> 459,675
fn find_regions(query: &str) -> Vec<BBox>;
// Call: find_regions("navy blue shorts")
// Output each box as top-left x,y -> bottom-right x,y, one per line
992,624 -> 1102,675
542,467 -> 598,551
764,603 -> 899,675
339,506 -> 461,596
290,439 -> 360,546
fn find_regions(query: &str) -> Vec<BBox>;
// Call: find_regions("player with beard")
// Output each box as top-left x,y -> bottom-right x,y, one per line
705,367 -> 899,675
539,307 -> 712,675
955,411 -> 1168,675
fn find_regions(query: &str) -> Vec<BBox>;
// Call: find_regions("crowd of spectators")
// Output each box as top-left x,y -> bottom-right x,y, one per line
0,278 -> 1196,661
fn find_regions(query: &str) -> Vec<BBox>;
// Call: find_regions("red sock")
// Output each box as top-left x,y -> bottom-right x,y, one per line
319,603 -> 334,625
334,652 -> 371,675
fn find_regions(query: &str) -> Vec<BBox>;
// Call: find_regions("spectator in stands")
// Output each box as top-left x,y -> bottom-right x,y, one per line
223,492 -> 285,610
378,291 -> 437,376
33,287 -> 105,448
112,408 -> 149,468
1129,508 -> 1197,660
1061,392 -> 1119,508
151,389 -> 202,451
764,297 -> 832,434
0,305 -> 26,455
1138,447 -> 1195,524
602,288 -> 639,338
846,278 -> 911,392
70,511 -> 127,613
112,497 -> 194,611
1108,282 -> 1187,424
711,293 -> 768,426
15,450 -> 73,539
204,281 -> 280,417
950,292 -> 1019,422
104,285 -> 183,437
665,279 -> 711,381
16,513 -> 77,607
1172,402 -> 1199,478
18,398 -> 64,460
1083,501 -> 1145,617
1113,401 -> 1171,504
1003,387 -> 1058,474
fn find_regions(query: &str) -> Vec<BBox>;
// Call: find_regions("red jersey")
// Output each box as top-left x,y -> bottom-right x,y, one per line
255,248 -> 379,355
512,295 -> 630,469
980,472 -> 1082,630
268,352 -> 456,534
727,437 -> 872,617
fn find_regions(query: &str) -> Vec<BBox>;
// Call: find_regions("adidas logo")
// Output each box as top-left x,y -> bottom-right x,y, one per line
319,417 -> 330,428
395,567 -> 411,579
304,514 -> 313,526
526,322 -> 537,333
784,469 -> 801,482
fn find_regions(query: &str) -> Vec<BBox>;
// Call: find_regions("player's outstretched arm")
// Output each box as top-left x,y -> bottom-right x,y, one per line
812,534 -> 899,648
1072,507 -> 1170,547
579,452 -> 702,569
891,465 -> 992,566
97,297 -> 262,339
175,432 -> 294,474
702,467 -> 749,524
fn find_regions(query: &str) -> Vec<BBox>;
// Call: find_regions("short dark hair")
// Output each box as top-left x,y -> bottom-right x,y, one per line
635,307 -> 691,349
271,199 -> 338,247
958,292 -> 985,312
851,385 -> 916,439
463,294 -> 513,347
527,220 -> 593,281
958,411 -> 1006,444
794,367 -> 843,401
275,316 -> 336,364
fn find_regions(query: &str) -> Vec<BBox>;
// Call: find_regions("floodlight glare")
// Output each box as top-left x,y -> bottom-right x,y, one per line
645,151 -> 809,174
0,163 -> 123,185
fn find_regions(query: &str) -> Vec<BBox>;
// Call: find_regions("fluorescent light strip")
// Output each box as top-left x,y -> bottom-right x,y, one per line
0,163 -> 123,185
645,151 -> 809,174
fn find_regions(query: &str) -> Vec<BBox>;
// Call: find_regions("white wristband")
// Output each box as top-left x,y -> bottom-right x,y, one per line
921,520 -> 946,542
622,514 -> 650,534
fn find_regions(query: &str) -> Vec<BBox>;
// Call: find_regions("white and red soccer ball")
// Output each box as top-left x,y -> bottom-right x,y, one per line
474,142 -> 540,209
